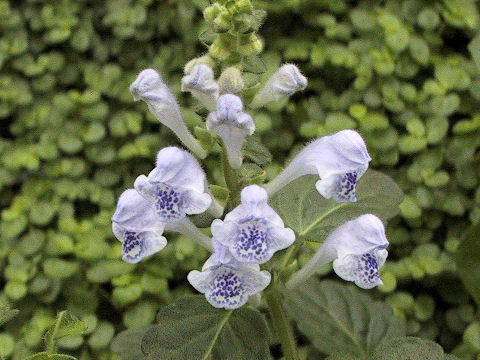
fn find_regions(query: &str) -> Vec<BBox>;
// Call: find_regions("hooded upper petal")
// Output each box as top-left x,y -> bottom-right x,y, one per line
181,64 -> 219,111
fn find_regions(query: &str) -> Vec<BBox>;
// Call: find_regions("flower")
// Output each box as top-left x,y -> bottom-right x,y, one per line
250,64 -> 307,108
207,94 -> 255,169
112,189 -> 167,264
181,64 -> 219,111
211,185 -> 295,264
264,129 -> 371,202
134,147 -> 212,222
286,214 -> 389,290
130,69 -> 207,158
188,254 -> 271,309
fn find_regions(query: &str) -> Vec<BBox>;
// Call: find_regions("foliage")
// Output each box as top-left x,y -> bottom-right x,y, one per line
0,0 -> 479,358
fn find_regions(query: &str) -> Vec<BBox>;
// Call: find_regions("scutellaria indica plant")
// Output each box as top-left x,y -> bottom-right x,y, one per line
108,1 -> 410,359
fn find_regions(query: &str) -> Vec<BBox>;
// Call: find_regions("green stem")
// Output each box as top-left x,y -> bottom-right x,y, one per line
222,145 -> 241,210
265,286 -> 300,360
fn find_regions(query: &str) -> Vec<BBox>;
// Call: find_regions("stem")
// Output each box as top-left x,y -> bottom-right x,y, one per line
265,286 -> 300,360
221,145 -> 241,210
170,218 -> 213,252
286,246 -> 330,290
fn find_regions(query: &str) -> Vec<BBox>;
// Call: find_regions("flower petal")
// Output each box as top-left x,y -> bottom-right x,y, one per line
111,189 -> 161,231
268,225 -> 296,252
243,269 -> 271,295
182,190 -> 212,215
187,270 -> 213,294
333,252 -> 384,289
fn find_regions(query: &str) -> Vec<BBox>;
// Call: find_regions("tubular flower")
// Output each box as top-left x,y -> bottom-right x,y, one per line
211,185 -> 295,264
130,69 -> 207,158
112,189 -> 167,264
188,255 -> 271,309
134,147 -> 212,222
287,214 -> 389,290
264,129 -> 371,202
181,64 -> 219,111
207,94 -> 255,169
250,64 -> 307,108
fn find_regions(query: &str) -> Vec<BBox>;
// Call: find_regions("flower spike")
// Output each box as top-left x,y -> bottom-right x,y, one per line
250,64 -> 307,108
211,185 -> 295,265
188,254 -> 271,309
181,64 -> 219,111
130,69 -> 207,159
111,189 -> 167,264
287,214 -> 389,290
207,94 -> 255,169
264,129 -> 371,202
134,147 -> 212,222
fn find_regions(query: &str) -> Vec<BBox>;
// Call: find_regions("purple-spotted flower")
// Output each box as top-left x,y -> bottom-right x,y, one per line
112,189 -> 167,264
181,64 -> 219,111
207,94 -> 255,169
130,69 -> 207,159
264,129 -> 371,202
188,254 -> 271,309
134,147 -> 212,222
250,64 -> 307,108
287,214 -> 389,290
211,185 -> 295,265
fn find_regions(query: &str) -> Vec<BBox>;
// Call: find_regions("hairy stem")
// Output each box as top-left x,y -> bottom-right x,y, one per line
221,145 -> 241,210
265,286 -> 300,360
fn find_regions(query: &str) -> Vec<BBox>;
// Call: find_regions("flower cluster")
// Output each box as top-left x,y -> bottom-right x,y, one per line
112,63 -> 391,309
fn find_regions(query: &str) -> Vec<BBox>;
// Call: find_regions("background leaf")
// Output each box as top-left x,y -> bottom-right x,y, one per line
243,136 -> 273,165
270,170 -> 403,241
0,305 -> 19,327
141,295 -> 271,360
44,311 -> 86,351
25,353 -> 77,360
454,224 -> 480,305
372,337 -> 460,360
285,279 -> 405,358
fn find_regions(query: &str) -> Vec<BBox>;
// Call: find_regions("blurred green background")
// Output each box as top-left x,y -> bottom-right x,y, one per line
1,0 -> 480,359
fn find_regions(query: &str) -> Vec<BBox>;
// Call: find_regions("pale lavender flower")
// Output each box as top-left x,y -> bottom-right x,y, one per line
181,64 -> 219,111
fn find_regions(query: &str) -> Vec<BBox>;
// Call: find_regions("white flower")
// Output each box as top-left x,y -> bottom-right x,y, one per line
111,189 -> 167,264
286,214 -> 389,290
207,94 -> 255,169
130,69 -> 207,159
188,254 -> 271,309
250,64 -> 307,108
264,129 -> 371,202
211,185 -> 295,264
181,64 -> 219,111
134,147 -> 212,222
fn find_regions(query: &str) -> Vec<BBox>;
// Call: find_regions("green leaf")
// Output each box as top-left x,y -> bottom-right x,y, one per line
243,135 -> 272,165
44,311 -> 86,351
111,327 -> 153,360
270,170 -> 403,241
468,35 -> 480,72
141,295 -> 271,360
25,353 -> 77,360
0,305 -> 19,327
372,337 -> 459,360
285,279 -> 405,358
455,224 -> 480,305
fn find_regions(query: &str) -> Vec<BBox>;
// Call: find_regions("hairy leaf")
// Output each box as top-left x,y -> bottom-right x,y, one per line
271,170 -> 403,241
44,311 -> 86,350
141,295 -> 271,360
111,327 -> 152,360
285,279 -> 405,358
372,337 -> 459,360
243,135 -> 273,165
0,305 -> 19,327
455,224 -> 480,305
25,353 -> 77,360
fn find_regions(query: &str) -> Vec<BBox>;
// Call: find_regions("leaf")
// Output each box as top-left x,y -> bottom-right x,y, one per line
469,35 -> 480,76
285,279 -> 405,358
241,55 -> 267,74
243,136 -> 272,165
111,327 -> 153,360
141,295 -> 271,360
372,337 -> 459,360
455,224 -> 480,305
270,170 -> 403,241
25,353 -> 77,360
0,305 -> 19,327
44,311 -> 86,350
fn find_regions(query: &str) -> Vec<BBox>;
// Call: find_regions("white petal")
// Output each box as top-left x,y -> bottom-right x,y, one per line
120,228 -> 167,264
315,172 -> 358,203
206,265 -> 250,309
268,226 -> 296,252
211,220 -> 237,247
333,252 -> 384,289
111,189 -> 160,231
181,64 -> 219,111
243,269 -> 271,295
182,190 -> 212,215
134,175 -> 157,203
187,270 -> 213,294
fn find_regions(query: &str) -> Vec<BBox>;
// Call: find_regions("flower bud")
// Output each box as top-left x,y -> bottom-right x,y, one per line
250,64 -> 307,108
218,67 -> 245,94
181,64 -> 219,111
207,94 -> 255,169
